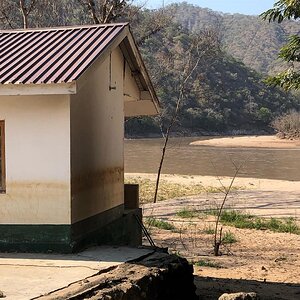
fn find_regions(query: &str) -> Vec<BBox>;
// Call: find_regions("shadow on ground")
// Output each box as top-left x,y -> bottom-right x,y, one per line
195,276 -> 300,300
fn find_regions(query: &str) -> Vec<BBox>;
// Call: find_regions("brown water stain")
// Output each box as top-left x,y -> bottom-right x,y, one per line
71,167 -> 123,194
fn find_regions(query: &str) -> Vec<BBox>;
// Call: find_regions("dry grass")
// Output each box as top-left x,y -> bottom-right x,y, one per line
125,176 -> 243,204
145,217 -> 176,231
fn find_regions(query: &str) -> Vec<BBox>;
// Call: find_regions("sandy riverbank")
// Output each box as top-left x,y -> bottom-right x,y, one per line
125,173 -> 300,192
135,172 -> 300,299
190,135 -> 300,148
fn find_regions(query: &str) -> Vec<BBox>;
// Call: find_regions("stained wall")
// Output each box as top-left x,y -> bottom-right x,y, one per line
70,47 -> 126,223
0,95 -> 71,224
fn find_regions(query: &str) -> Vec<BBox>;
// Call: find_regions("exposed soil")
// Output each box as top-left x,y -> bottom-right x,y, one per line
145,217 -> 300,299
141,175 -> 300,300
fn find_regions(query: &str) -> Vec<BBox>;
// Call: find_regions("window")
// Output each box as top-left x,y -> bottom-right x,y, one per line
0,121 -> 5,193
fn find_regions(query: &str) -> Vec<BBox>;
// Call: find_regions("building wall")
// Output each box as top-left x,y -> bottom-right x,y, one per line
0,45 -> 145,251
0,95 -> 71,225
70,47 -> 126,224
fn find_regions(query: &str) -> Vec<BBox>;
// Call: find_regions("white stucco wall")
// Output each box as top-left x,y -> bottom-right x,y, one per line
70,47 -> 125,223
0,95 -> 71,224
0,46 -> 150,226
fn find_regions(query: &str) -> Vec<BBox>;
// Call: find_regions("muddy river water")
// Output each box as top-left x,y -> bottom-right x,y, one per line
124,137 -> 300,181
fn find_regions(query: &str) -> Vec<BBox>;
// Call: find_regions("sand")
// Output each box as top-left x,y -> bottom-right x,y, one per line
130,172 -> 300,299
147,223 -> 300,300
126,173 -> 300,192
190,135 -> 300,148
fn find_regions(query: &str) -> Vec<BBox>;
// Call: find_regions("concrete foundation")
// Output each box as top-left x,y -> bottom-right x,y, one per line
0,208 -> 142,253
0,246 -> 153,300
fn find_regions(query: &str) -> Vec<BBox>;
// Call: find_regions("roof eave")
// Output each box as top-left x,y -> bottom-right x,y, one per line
0,82 -> 76,96
120,28 -> 160,114
0,22 -> 129,33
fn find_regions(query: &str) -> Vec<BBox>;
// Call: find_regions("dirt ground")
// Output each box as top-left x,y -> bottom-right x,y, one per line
140,174 -> 300,300
145,216 -> 300,300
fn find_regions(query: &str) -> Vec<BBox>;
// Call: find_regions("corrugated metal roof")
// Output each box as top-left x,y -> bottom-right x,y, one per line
0,24 -> 127,84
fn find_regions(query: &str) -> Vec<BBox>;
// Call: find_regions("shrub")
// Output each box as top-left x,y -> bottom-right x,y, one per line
222,231 -> 238,244
194,260 -> 222,268
203,226 -> 215,234
216,210 -> 300,234
176,208 -> 199,218
146,218 -> 175,230
272,110 -> 300,139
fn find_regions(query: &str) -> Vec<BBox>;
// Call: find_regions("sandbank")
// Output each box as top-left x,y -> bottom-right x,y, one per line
190,135 -> 300,148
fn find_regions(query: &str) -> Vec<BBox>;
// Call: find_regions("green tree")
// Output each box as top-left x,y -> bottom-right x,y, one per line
261,0 -> 300,90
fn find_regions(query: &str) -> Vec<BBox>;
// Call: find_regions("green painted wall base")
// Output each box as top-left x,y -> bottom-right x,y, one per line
0,225 -> 72,253
0,206 -> 142,253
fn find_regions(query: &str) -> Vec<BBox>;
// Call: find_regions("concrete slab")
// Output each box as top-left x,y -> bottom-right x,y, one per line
0,246 -> 152,300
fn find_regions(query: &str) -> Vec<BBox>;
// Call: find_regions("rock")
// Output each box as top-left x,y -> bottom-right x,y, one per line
35,252 -> 198,300
218,292 -> 258,300
0,291 -> 5,298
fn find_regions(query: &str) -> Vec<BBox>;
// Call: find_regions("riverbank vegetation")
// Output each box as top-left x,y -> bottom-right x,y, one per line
145,205 -> 300,256
206,209 -> 300,235
272,111 -> 300,139
175,207 -> 300,235
145,218 -> 175,231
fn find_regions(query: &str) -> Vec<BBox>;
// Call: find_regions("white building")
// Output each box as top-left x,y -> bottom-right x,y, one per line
0,23 -> 159,252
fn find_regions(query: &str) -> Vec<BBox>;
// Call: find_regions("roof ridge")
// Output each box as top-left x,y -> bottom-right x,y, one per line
0,23 -> 129,33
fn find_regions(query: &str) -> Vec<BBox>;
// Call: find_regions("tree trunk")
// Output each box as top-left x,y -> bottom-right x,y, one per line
19,0 -> 28,28
88,0 -> 100,24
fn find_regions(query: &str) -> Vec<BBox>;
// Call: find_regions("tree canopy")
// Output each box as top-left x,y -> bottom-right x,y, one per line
261,0 -> 300,90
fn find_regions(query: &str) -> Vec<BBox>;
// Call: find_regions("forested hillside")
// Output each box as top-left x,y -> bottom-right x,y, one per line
171,2 -> 299,75
0,1 -> 299,136
126,17 -> 299,136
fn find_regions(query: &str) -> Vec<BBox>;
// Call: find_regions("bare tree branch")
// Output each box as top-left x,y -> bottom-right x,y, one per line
0,9 -> 14,29
153,39 -> 205,204
213,163 -> 242,256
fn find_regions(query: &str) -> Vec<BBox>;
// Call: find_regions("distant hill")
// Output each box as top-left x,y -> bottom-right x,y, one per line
126,15 -> 300,137
170,2 -> 299,75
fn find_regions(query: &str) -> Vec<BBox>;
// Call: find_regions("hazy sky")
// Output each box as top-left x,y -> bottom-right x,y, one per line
144,0 -> 276,15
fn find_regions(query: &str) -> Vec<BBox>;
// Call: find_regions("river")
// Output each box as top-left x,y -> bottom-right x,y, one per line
124,137 -> 300,181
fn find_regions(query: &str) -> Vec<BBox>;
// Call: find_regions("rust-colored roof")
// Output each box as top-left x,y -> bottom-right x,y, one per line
0,24 -> 127,84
